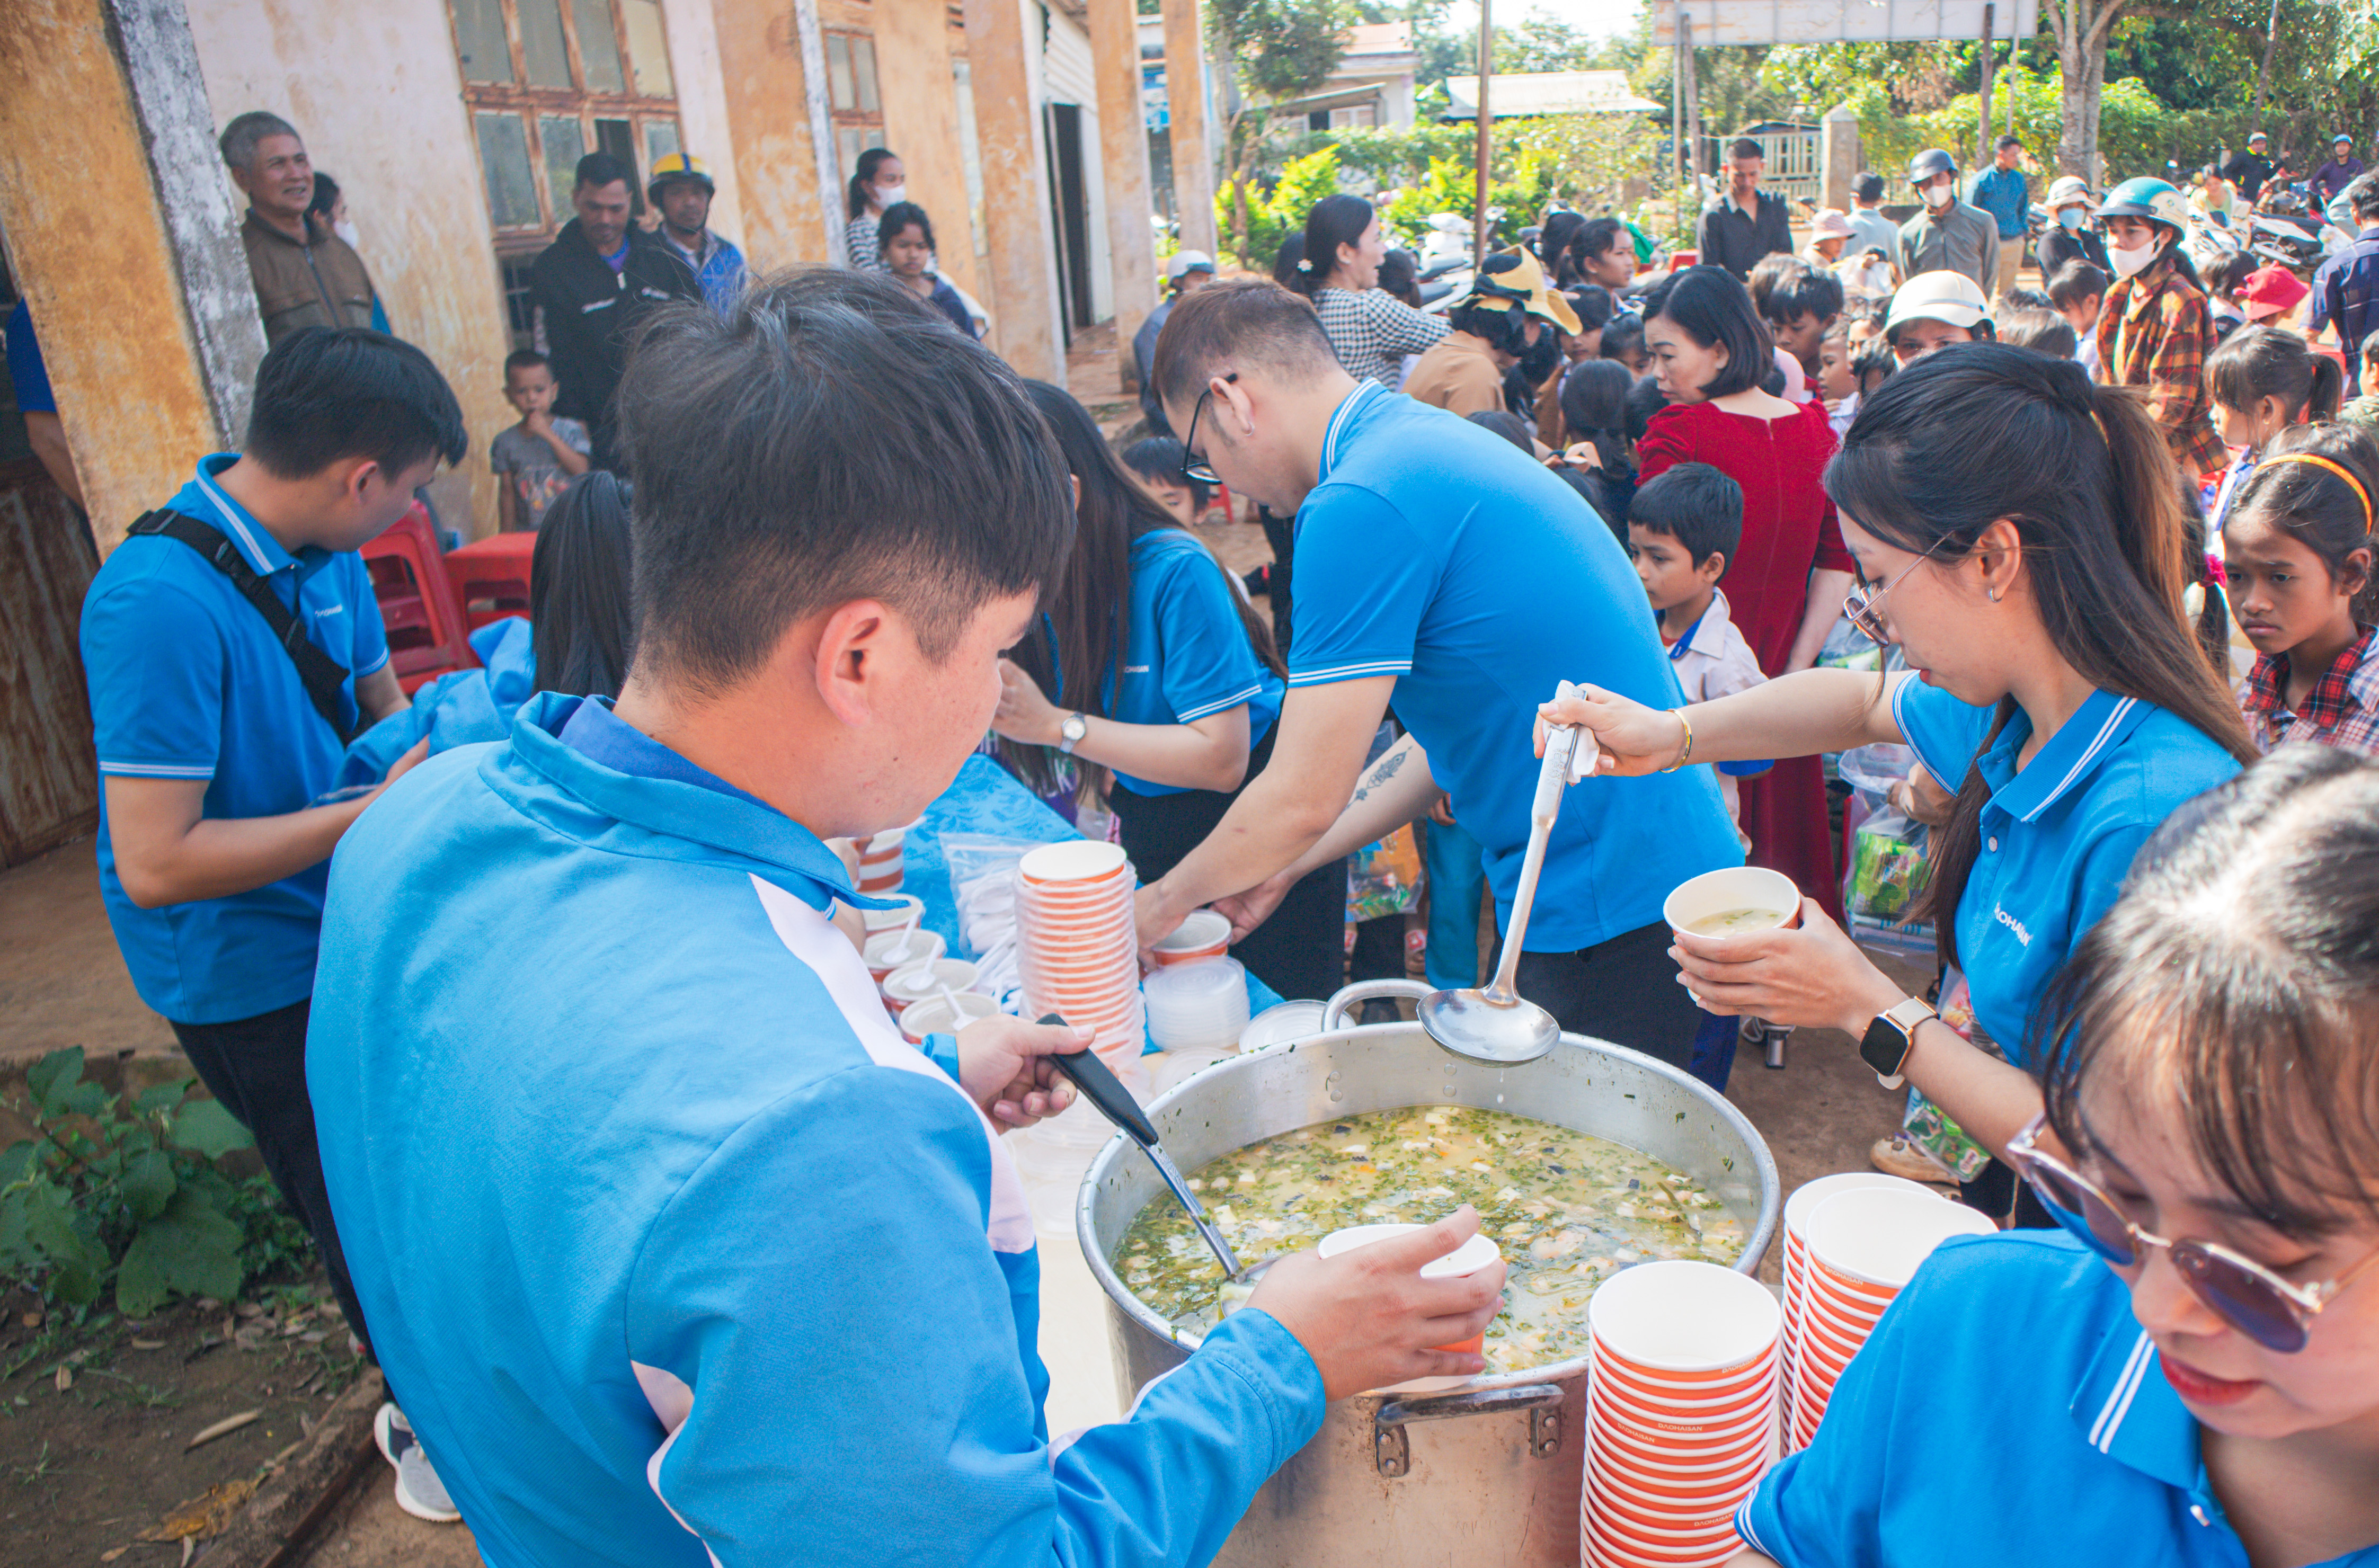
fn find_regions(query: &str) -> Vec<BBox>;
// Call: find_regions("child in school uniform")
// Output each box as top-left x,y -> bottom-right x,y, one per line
1625,462 -> 1771,1089
2221,423 -> 2379,756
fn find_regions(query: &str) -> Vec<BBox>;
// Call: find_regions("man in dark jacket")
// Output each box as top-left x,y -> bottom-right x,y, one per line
1694,138 -> 1793,280
2221,131 -> 2283,207
529,153 -> 700,471
220,112 -> 379,345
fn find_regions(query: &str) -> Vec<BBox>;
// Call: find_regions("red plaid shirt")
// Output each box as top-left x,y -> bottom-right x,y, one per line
2098,258 -> 2229,478
2240,626 -> 2379,757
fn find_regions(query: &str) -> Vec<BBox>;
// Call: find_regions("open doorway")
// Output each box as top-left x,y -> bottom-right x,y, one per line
1044,103 -> 1095,336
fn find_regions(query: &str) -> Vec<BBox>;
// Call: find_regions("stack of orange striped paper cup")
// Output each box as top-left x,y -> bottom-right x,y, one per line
1788,1184 -> 1994,1450
855,824 -> 910,895
1775,1173 -> 1933,1443
1581,1260 -> 1781,1568
1013,841 -> 1147,1089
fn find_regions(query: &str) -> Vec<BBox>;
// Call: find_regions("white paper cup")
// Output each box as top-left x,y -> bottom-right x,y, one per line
1805,1187 -> 1996,1289
1588,1260 -> 1780,1375
1150,908 -> 1232,966
865,926 -> 945,979
1017,840 -> 1130,885
881,958 -> 982,1011
1662,866 -> 1805,941
898,991 -> 1000,1041
859,893 -> 926,933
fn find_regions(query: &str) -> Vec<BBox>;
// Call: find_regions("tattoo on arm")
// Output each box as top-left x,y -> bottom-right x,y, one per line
1351,747 -> 1407,804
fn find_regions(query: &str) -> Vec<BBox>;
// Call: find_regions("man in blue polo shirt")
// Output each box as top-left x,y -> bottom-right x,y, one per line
81,325 -> 464,1503
1137,277 -> 1741,1064
305,271 -> 1504,1563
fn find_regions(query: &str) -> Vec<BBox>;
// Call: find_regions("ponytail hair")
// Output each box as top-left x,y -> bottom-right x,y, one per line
2207,324 -> 2345,424
1824,344 -> 2258,970
530,471 -> 635,700
1290,194 -> 1373,298
2227,422 -> 2379,628
847,147 -> 898,220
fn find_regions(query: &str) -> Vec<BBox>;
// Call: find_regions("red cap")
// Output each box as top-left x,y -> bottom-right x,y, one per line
2240,265 -> 2309,321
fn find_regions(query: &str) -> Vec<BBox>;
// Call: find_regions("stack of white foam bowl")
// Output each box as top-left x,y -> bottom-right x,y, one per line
1143,956 -> 1251,1053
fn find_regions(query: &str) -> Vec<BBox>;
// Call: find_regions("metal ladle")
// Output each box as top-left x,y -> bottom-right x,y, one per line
1414,709 -> 1587,1066
1036,1018 -> 1276,1309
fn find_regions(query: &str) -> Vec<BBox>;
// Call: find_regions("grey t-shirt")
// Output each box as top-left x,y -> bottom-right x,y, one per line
491,417 -> 591,530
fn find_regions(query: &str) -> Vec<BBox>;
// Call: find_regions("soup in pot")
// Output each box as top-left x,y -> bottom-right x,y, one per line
1114,1104 -> 1747,1371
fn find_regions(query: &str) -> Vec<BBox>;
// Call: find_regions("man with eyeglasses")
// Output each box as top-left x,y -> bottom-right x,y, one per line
1140,278 -> 1742,1067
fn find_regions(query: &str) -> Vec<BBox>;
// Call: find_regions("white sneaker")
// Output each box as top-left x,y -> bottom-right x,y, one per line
374,1403 -> 462,1524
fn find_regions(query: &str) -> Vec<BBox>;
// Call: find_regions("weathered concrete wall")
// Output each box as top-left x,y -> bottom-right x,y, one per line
0,0 -> 230,549
184,0 -> 515,538
1089,0 -> 1156,389
714,2 -> 833,272
868,0 -> 984,307
967,0 -> 1064,380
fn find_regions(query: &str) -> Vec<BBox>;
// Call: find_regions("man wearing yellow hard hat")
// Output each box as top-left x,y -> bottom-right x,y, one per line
649,152 -> 745,317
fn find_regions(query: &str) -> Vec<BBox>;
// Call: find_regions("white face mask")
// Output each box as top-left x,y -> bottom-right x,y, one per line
333,219 -> 361,248
2109,237 -> 2163,281
2058,208 -> 2084,231
1922,181 -> 1954,209
874,182 -> 906,209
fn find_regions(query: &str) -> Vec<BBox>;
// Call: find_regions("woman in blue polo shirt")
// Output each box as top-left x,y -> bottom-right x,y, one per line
1735,747 -> 2379,1568
992,382 -> 1344,999
1543,344 -> 2256,1214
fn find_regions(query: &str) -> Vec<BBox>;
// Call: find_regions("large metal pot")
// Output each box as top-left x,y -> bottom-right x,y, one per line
1078,981 -> 1779,1568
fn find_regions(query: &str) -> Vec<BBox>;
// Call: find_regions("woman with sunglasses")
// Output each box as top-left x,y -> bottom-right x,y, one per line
1733,745 -> 2379,1568
1539,344 -> 2254,1219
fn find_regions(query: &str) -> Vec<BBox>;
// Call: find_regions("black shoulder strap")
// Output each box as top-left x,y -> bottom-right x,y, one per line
126,508 -> 360,746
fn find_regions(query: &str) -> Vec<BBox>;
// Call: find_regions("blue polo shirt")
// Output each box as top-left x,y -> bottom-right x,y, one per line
1737,1231 -> 2379,1566
1969,165 -> 2031,239
80,455 -> 390,1024
1287,381 -> 1739,950
1108,529 -> 1283,798
1890,676 -> 2238,1064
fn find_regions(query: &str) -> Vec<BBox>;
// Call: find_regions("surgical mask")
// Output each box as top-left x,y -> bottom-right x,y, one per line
2057,208 -> 2083,231
1922,182 -> 1953,209
874,182 -> 906,208
333,219 -> 360,248
2109,237 -> 2163,281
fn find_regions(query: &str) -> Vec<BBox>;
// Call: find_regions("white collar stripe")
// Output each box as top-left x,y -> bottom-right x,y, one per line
2088,1331 -> 2155,1451
192,467 -> 277,574
1321,381 -> 1380,475
2027,697 -> 2138,822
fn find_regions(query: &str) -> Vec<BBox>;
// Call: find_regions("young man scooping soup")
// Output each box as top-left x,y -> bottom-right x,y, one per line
305,271 -> 1505,1566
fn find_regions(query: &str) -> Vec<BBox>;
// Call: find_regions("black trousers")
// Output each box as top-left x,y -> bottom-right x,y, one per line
1498,919 -> 1703,1070
1257,506 -> 1295,657
1111,734 -> 1346,1002
171,998 -> 371,1358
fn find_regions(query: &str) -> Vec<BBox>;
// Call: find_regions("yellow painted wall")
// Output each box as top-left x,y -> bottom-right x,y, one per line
0,0 -> 227,548
869,0 -> 983,307
184,0 -> 516,538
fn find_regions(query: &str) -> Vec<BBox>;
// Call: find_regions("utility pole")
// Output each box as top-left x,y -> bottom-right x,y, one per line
1473,0 -> 1493,265
1976,3 -> 1996,155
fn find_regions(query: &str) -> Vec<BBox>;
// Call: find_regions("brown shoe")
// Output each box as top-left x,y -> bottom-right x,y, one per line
1870,1134 -> 1959,1187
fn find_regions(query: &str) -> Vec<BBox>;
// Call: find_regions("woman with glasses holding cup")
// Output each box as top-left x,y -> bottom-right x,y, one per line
1539,344 -> 2255,1221
1732,747 -> 2379,1567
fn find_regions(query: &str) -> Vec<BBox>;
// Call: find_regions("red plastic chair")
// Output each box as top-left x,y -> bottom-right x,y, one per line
361,502 -> 476,693
1666,249 -> 1700,272
444,531 -> 537,632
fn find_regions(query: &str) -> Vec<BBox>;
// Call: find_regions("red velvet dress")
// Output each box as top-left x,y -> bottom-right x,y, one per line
1638,398 -> 1852,922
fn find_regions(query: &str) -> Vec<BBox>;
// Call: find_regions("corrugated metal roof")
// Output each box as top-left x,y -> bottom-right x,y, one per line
1440,70 -> 1662,119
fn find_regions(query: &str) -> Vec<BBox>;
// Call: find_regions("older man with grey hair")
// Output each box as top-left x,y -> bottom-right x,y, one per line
220,111 -> 379,344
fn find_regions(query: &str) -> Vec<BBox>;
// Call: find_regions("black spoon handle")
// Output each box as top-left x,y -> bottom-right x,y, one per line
1037,1014 -> 1160,1148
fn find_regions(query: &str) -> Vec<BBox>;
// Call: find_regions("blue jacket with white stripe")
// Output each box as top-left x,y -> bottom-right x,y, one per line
307,692 -> 1325,1566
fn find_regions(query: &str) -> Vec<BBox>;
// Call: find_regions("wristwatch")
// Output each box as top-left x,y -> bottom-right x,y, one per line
1859,997 -> 1937,1090
1057,712 -> 1088,755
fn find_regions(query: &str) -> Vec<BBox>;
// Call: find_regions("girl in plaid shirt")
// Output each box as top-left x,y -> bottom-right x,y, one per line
1285,194 -> 1447,386
2222,424 -> 2379,756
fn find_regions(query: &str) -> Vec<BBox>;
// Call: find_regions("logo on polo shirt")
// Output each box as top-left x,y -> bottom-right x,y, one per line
1123,665 -> 1150,674
1994,904 -> 2032,947
314,602 -> 345,619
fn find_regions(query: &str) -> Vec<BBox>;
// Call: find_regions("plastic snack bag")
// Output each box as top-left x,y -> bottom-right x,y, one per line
1899,973 -> 1995,1182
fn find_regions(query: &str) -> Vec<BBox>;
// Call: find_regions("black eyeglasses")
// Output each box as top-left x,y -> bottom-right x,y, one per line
2008,1115 -> 2379,1354
1179,373 -> 1237,486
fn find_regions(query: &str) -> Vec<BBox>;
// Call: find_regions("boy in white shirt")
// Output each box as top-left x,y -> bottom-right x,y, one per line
1628,462 -> 1774,1090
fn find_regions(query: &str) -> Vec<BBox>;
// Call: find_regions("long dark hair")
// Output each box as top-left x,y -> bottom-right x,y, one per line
846,147 -> 898,220
529,471 -> 634,699
2207,324 -> 2345,424
2229,422 -> 2379,627
1002,382 -> 1283,793
1825,344 -> 2258,969
1559,358 -> 1635,475
1289,194 -> 1373,298
2039,745 -> 2379,1236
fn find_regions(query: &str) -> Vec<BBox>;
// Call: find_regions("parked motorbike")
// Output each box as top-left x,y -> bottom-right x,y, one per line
2184,208 -> 2246,278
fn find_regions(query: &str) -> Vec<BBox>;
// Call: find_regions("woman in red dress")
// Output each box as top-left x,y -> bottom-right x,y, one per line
1636,266 -> 1855,920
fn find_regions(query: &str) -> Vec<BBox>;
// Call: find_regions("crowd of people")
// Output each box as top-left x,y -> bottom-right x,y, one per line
29,90 -> 2379,1568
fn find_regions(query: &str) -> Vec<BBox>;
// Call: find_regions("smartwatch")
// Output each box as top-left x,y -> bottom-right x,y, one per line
1057,712 -> 1088,755
1859,997 -> 1937,1090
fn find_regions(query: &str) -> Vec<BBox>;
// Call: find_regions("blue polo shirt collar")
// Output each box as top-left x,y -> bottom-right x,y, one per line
507,691 -> 876,912
1317,379 -> 1387,480
1978,688 -> 2151,824
185,453 -> 318,580
2069,1325 -> 2201,1494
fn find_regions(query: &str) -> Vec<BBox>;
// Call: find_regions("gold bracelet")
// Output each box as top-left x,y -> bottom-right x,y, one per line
1660,708 -> 1694,772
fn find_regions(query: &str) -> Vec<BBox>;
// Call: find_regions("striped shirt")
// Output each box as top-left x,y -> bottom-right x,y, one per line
1311,286 -> 1448,387
845,215 -> 883,271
